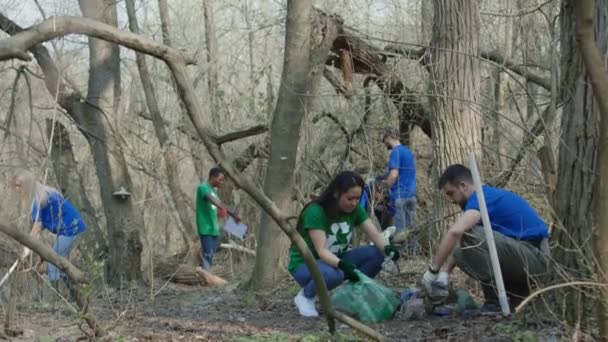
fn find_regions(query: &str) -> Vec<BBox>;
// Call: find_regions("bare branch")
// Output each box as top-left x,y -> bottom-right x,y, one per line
323,67 -> 352,97
215,124 -> 268,144
0,16 -> 195,65
383,44 -> 552,90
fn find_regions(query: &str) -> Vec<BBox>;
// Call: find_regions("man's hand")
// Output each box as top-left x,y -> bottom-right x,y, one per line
437,271 -> 449,288
383,245 -> 401,261
20,247 -> 30,259
338,260 -> 359,282
422,270 -> 438,293
218,207 -> 228,219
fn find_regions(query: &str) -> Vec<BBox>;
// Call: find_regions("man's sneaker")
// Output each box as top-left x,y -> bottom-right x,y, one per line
294,290 -> 319,317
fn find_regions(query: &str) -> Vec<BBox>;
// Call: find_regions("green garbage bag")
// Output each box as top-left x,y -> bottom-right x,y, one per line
330,270 -> 400,323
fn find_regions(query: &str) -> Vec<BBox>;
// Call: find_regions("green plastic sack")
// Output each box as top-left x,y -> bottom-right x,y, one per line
330,270 -> 401,323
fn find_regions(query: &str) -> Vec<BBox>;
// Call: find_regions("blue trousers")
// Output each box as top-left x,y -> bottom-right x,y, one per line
199,235 -> 220,270
290,245 -> 384,298
48,234 -> 79,281
393,197 -> 416,232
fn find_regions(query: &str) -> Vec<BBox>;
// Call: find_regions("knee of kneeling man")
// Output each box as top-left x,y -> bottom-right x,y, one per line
460,225 -> 485,246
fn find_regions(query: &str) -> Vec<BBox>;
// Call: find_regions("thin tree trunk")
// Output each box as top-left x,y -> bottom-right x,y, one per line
78,0 -> 143,284
249,2 -> 339,290
202,0 -> 220,127
574,0 -> 608,339
157,0 -> 208,180
126,0 -> 194,253
487,0 -> 513,171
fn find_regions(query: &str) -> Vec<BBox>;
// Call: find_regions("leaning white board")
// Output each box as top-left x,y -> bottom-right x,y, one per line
223,217 -> 247,240
469,152 -> 510,315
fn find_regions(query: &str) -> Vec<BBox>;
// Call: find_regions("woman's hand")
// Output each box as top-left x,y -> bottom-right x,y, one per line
309,229 -> 341,267
359,218 -> 386,251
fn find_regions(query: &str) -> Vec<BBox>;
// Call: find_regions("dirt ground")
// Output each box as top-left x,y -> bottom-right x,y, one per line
1,257 -> 567,342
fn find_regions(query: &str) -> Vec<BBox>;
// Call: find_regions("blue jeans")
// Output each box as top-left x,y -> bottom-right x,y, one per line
48,234 -> 79,281
393,197 -> 416,232
290,245 -> 384,299
199,235 -> 220,270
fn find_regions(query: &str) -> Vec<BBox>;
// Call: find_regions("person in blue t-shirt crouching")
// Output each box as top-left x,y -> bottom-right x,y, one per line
421,164 -> 550,312
13,170 -> 86,296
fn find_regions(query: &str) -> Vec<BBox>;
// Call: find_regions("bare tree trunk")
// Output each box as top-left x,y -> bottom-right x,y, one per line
126,0 -> 194,254
45,119 -> 107,258
249,3 -> 339,290
202,0 -> 220,127
429,0 -> 482,169
487,0 -> 513,171
427,0 -> 481,250
156,0 -> 207,180
552,0 -> 602,327
78,0 -> 143,284
574,0 -> 608,339
420,0 -> 433,44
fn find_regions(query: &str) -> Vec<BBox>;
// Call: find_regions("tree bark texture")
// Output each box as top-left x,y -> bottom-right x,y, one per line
551,0 -> 601,326
429,0 -> 482,170
78,0 -> 143,284
574,0 -> 608,339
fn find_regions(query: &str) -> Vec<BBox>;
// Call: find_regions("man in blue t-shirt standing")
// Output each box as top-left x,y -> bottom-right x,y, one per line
381,128 -> 416,246
421,164 -> 550,312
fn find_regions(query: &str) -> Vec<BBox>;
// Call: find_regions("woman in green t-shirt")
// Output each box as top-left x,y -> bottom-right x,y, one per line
289,171 -> 401,317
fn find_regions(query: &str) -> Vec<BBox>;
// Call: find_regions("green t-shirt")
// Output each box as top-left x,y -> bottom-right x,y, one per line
196,181 -> 220,236
287,203 -> 369,273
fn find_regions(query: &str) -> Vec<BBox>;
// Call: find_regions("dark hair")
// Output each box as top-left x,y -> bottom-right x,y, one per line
437,164 -> 473,189
208,166 -> 224,179
297,171 -> 364,232
382,127 -> 400,141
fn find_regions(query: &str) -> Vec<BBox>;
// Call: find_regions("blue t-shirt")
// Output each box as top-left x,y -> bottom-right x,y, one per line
31,192 -> 86,236
359,184 -> 371,211
388,144 -> 416,201
464,185 -> 548,240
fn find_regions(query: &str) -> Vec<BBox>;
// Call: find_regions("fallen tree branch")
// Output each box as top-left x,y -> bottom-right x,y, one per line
330,309 -> 385,341
215,124 -> 268,145
0,222 -> 103,335
220,241 -> 256,256
515,281 -> 608,313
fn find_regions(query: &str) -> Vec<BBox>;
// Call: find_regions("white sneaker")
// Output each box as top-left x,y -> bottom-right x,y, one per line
294,290 -> 318,317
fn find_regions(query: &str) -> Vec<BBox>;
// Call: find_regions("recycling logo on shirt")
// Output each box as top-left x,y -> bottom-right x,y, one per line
325,222 -> 353,254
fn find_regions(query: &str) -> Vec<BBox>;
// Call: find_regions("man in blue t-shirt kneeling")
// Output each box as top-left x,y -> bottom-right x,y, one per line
421,164 -> 550,312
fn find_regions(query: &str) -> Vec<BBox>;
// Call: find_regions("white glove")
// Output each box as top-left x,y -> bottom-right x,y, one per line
20,247 -> 30,259
437,271 -> 449,288
422,270 -> 437,293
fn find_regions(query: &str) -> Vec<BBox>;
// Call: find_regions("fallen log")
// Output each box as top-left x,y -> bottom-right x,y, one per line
156,255 -> 226,287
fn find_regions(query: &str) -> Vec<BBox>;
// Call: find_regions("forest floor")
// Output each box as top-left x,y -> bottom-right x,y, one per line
4,259 -> 567,342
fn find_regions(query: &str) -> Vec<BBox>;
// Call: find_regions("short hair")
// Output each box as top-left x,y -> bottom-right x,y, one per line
437,164 -> 473,189
382,127 -> 400,141
208,166 -> 224,179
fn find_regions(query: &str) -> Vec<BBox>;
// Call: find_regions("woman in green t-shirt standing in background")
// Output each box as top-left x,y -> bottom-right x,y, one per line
289,171 -> 400,317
